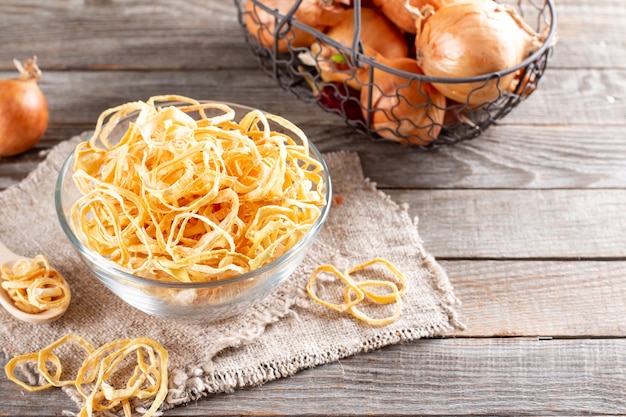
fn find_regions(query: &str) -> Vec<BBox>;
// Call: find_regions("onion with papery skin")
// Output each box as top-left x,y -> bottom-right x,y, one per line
361,57 -> 446,145
324,7 -> 409,59
244,0 -> 349,52
372,0 -> 444,34
0,57 -> 49,157
414,0 -> 545,106
295,0 -> 351,27
310,7 -> 409,90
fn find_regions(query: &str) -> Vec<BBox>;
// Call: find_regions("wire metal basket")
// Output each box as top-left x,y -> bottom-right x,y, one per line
235,0 -> 557,147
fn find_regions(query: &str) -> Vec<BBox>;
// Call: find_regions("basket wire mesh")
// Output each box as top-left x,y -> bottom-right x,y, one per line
235,0 -> 557,147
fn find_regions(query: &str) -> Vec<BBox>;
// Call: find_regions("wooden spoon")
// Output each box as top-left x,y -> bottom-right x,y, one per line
0,241 -> 70,324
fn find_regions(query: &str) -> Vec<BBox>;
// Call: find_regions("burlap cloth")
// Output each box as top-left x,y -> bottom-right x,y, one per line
0,133 -> 463,415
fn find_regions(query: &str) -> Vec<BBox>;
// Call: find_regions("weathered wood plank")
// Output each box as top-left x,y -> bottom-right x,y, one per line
0,0 -> 250,71
0,0 -> 624,71
1,66 -> 624,191
317,124 -> 626,189
0,67 -> 622,127
1,256 -> 624,412
4,338 -> 624,416
443,260 -> 626,337
389,189 -> 626,259
3,124 -> 626,193
170,338 -> 626,416
507,68 -> 626,125
0,69 -> 626,189
2,168 -> 625,259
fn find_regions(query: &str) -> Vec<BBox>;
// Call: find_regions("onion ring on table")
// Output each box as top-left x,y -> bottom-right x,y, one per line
306,258 -> 407,326
345,257 -> 407,303
345,280 -> 404,326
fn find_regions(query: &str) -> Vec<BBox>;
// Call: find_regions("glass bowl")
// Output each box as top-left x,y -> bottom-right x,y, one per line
55,100 -> 331,321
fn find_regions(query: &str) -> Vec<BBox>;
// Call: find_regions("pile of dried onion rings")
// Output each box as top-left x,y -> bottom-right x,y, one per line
0,255 -> 70,314
71,95 -> 327,283
306,258 -> 407,326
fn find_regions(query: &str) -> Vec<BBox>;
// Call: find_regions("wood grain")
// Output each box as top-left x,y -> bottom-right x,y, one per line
3,338 -> 625,416
443,260 -> 626,337
550,0 -> 626,69
317,124 -> 626,189
1,65 -> 624,191
0,0 -> 250,71
0,0 -> 624,71
390,189 -> 626,259
0,68 -> 622,127
168,338 -> 626,416
1,0 -> 625,416
4,123 -> 626,191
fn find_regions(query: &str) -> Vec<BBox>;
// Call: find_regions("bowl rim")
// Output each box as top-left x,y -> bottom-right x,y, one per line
54,100 -> 332,289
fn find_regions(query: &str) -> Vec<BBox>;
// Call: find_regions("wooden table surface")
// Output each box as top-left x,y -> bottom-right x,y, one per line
1,0 -> 625,415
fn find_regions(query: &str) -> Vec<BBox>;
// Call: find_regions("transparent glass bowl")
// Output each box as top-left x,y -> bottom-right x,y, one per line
55,101 -> 331,321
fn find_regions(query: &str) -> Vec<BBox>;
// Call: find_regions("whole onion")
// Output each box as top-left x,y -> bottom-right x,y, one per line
372,0 -> 444,34
245,0 -> 349,52
361,57 -> 446,146
414,0 -> 544,106
0,57 -> 49,157
324,7 -> 409,60
310,6 -> 409,90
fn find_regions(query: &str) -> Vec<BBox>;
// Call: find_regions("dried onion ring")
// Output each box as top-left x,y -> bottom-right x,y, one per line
4,352 -> 61,392
4,335 -> 168,417
306,258 -> 407,326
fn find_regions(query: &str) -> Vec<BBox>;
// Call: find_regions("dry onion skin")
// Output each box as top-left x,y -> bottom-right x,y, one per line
361,56 -> 446,146
245,0 -> 316,52
306,258 -> 407,326
244,0 -> 553,145
413,0 -> 546,106
0,255 -> 71,314
308,7 -> 409,91
372,0 -> 445,34
245,0 -> 350,53
4,334 -> 168,417
70,95 -> 327,283
0,56 -> 49,157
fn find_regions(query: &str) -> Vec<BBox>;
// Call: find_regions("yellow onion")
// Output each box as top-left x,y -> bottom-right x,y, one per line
325,7 -> 409,59
310,7 -> 409,90
245,0 -> 349,52
0,57 -> 49,157
371,0 -> 444,34
360,57 -> 446,146
414,0 -> 545,106
295,0 -> 351,26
